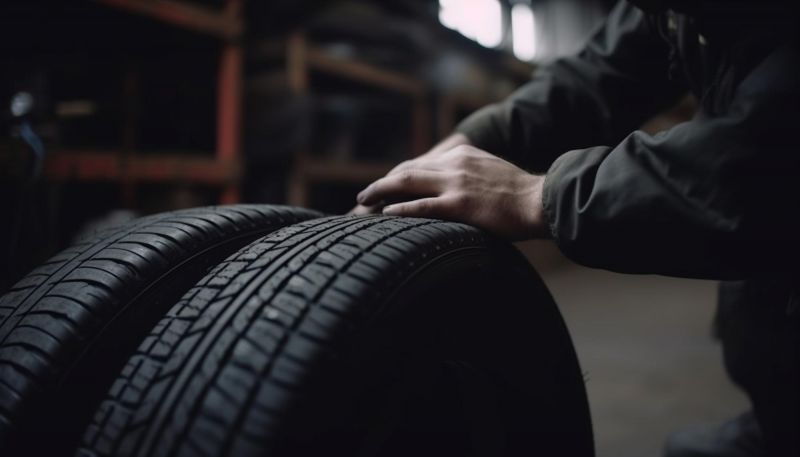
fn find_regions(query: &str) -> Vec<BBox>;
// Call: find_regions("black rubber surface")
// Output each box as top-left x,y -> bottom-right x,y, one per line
0,204 -> 321,455
79,215 -> 594,457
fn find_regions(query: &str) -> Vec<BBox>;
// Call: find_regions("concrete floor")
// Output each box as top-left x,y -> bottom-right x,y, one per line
517,240 -> 750,457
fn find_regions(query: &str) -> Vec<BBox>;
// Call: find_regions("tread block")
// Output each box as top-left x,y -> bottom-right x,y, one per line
231,338 -> 270,374
269,294 -> 307,320
269,355 -> 306,388
0,363 -> 29,393
0,346 -> 48,379
253,380 -> 292,415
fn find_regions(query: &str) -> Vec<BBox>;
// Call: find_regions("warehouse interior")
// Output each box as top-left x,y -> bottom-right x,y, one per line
1,1 -> 752,456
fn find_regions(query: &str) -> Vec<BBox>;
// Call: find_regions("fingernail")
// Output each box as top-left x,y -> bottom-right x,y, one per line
382,205 -> 397,215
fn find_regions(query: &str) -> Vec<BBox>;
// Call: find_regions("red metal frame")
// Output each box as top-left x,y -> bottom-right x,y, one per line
49,0 -> 246,204
46,152 -> 241,185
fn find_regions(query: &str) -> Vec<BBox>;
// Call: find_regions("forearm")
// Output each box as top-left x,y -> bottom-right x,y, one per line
543,93 -> 800,278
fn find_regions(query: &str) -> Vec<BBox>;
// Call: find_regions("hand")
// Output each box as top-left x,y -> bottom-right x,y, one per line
348,133 -> 471,216
356,144 -> 550,241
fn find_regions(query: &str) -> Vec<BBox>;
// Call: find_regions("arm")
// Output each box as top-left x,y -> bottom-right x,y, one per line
354,1 -> 685,239
543,43 -> 800,279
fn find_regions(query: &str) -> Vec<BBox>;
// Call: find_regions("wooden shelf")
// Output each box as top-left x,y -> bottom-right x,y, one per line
283,31 -> 429,209
92,0 -> 243,41
304,47 -> 425,97
45,151 -> 241,185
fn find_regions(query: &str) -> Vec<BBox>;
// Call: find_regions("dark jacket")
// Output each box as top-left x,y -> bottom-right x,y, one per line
456,1 -> 800,279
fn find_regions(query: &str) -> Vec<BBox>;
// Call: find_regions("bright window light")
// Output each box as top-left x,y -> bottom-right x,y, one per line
511,3 -> 537,60
439,0 -> 503,49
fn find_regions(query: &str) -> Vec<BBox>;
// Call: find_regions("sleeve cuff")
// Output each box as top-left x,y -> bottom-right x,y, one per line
541,146 -> 613,259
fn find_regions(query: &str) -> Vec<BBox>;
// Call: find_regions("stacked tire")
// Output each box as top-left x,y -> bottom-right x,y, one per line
0,208 -> 594,457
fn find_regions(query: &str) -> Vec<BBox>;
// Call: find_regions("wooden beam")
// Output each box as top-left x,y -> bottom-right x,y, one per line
305,46 -> 425,96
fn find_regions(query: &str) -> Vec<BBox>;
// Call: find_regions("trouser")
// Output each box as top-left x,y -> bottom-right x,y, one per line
716,279 -> 800,456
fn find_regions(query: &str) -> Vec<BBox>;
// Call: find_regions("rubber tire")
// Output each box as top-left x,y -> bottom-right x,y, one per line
79,215 -> 594,457
0,205 -> 322,456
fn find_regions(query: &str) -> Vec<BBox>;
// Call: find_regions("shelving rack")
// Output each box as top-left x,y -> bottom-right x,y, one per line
38,2 -> 533,211
272,29 -> 531,210
280,31 -> 432,208
44,0 -> 245,204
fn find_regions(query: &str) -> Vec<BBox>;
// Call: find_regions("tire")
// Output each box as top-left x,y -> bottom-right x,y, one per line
0,205 -> 322,456
79,215 -> 594,457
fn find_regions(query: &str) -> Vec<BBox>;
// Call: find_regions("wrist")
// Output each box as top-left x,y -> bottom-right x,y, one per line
525,174 -> 550,239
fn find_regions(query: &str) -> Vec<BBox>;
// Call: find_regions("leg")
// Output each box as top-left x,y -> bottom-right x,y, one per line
716,279 -> 800,457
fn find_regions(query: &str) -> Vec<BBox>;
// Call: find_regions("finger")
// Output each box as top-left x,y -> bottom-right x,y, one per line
382,196 -> 456,219
357,170 -> 446,206
348,204 -> 382,216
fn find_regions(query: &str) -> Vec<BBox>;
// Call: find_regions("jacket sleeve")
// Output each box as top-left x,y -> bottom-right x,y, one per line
456,1 -> 686,172
542,43 -> 800,279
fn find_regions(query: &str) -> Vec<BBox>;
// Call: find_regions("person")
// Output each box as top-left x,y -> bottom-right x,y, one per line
352,1 -> 799,456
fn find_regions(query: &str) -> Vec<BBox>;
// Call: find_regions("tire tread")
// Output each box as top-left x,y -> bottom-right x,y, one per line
0,205 -> 320,446
80,216 -> 488,457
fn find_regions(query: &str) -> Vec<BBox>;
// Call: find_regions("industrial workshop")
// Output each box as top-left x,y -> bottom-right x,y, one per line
1,1 -> 797,456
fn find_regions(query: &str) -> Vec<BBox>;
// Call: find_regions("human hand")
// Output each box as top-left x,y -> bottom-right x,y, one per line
348,133 -> 471,216
356,144 -> 549,241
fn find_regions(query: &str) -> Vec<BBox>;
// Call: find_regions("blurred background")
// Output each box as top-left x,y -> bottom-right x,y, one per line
0,1 -> 745,455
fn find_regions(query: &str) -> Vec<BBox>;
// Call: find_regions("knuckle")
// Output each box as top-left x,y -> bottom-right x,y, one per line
448,170 -> 469,188
455,153 -> 473,167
